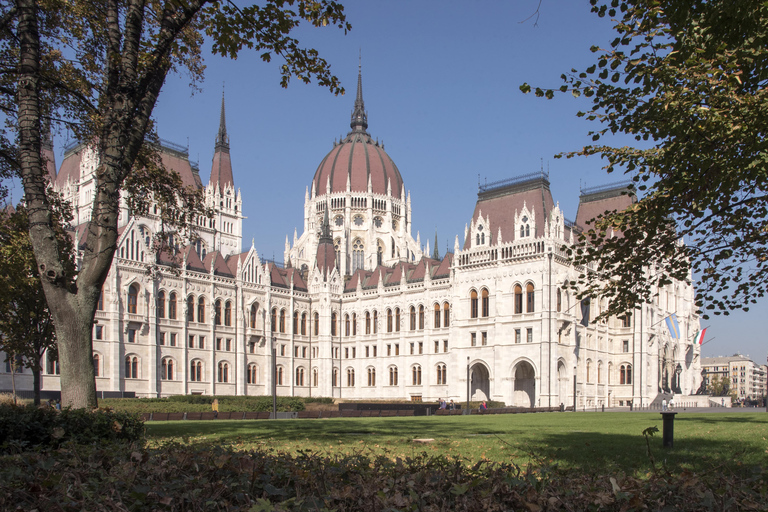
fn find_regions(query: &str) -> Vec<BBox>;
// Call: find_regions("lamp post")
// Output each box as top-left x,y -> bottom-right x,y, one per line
466,357 -> 470,415
271,336 -> 277,419
675,363 -> 682,395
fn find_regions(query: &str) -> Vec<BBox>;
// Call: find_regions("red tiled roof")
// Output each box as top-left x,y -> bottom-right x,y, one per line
209,149 -> 233,190
575,187 -> 635,231
55,149 -> 82,188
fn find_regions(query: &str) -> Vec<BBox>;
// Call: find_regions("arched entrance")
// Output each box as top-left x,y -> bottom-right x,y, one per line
470,363 -> 490,401
512,361 -> 536,407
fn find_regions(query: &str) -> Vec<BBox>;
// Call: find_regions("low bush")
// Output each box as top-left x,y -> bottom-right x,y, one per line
0,404 -> 145,453
100,395 -> 308,414
0,441 -> 763,511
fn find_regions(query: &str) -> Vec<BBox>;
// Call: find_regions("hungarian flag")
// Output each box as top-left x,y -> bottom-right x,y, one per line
693,328 -> 707,345
665,314 -> 680,339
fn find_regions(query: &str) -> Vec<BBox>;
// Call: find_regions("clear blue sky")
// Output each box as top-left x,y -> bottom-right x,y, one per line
38,1 -> 766,365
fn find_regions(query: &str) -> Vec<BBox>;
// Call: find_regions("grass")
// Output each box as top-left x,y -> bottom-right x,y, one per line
145,411 -> 768,476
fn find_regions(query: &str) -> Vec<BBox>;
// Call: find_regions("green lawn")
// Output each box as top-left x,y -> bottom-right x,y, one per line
146,411 -> 768,475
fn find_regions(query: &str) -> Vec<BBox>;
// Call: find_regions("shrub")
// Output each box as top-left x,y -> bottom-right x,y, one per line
0,404 -> 145,453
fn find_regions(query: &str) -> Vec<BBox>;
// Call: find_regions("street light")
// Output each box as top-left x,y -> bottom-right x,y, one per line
466,357 -> 470,415
675,363 -> 682,394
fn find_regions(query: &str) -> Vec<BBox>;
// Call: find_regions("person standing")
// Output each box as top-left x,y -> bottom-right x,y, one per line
662,398 -> 667,411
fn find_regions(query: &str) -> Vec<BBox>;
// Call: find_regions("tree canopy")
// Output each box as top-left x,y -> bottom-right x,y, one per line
521,0 -> 768,319
3,0 -> 349,408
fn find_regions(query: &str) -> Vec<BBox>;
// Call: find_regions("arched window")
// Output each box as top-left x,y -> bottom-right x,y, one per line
470,290 -> 478,318
218,362 -> 229,383
162,357 -> 174,380
395,308 -> 400,332
157,291 -> 166,318
412,364 -> 422,385
514,285 -> 523,314
168,292 -> 177,320
443,302 -> 450,327
418,305 -> 424,330
434,304 -> 441,327
387,309 -> 393,333
46,350 -> 60,375
481,288 -> 490,317
187,295 -> 195,322
313,368 -> 318,387
352,238 -> 365,273
332,367 -> 338,387
313,312 -> 319,336
331,312 -> 338,336
250,303 -> 258,329
301,312 -> 307,335
215,300 -> 222,325
224,301 -> 232,326
365,311 -> 371,334
345,314 -> 350,336
276,366 -> 284,386
127,284 -> 139,314
247,364 -> 258,384
389,366 -> 398,386
190,360 -> 202,382
279,309 -> 286,333
92,353 -> 100,377
409,306 -> 416,330
436,364 -> 447,385
557,288 -> 562,313
271,308 -> 277,332
347,368 -> 355,387
377,242 -> 383,266
367,367 -> 376,386
373,310 -> 378,333
97,290 -> 104,311
296,367 -> 305,386
597,362 -> 603,384
352,313 -> 357,336
586,360 -> 592,383
294,311 -> 299,334
620,364 -> 632,384
125,355 -> 139,379
197,296 -> 205,323
526,283 -> 535,313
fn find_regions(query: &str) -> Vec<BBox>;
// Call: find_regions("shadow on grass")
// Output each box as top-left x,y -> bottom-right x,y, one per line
146,412 -> 768,475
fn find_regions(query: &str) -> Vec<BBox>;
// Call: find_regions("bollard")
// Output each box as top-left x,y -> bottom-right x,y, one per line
602,404 -> 605,412
661,412 -> 677,448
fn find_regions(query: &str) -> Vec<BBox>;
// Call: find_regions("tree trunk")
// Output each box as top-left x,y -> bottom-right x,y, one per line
32,366 -> 40,406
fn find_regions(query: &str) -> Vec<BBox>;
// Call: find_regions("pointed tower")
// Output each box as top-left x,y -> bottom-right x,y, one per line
433,230 -> 440,260
315,208 -> 336,279
350,62 -> 368,133
209,90 -> 234,190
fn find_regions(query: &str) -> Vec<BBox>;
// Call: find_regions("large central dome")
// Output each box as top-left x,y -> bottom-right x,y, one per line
311,71 -> 404,199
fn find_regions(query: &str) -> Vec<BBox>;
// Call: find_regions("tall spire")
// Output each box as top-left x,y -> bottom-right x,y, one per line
215,87 -> 229,153
350,57 -> 368,133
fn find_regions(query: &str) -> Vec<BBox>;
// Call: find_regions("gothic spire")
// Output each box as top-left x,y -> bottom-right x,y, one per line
350,61 -> 368,133
215,88 -> 229,153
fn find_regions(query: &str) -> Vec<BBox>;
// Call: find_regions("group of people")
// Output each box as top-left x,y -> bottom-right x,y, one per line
661,396 -> 675,411
437,398 -> 488,412
437,398 -> 457,410
46,399 -> 61,410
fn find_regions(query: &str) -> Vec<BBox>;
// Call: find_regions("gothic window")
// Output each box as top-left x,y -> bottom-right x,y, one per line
418,305 -> 424,330
443,302 -> 450,327
436,364 -> 447,385
373,310 -> 378,333
197,296 -> 205,323
598,362 -> 603,384
514,285 -> 523,314
470,290 -> 478,318
215,300 -> 222,325
294,311 -> 299,334
127,284 -> 139,314
353,215 -> 364,226
345,314 -> 350,336
190,360 -> 202,382
557,288 -> 562,313
621,314 -> 631,328
313,368 -> 318,387
92,353 -> 100,377
374,216 -> 383,228
387,309 -> 393,333
247,363 -> 258,384
367,367 -> 376,386
250,303 -> 258,329
334,215 -> 343,227
125,355 -> 139,379
412,364 -> 422,385
620,364 -> 632,384
277,366 -> 284,386
481,288 -> 489,317
434,304 -> 441,327
301,312 -> 307,335
587,360 -> 592,383
162,357 -> 174,380
157,291 -> 165,318
347,368 -> 355,386
410,306 -> 416,330
271,308 -> 277,332
313,312 -> 319,336
395,308 -> 400,332
296,367 -> 305,386
224,301 -> 232,326
365,311 -> 371,334
332,367 -> 338,387
389,366 -> 398,386
279,309 -> 286,333
97,290 -> 104,311
526,283 -> 535,313
331,312 -> 337,336
352,313 -> 357,335
352,238 -> 365,273
334,238 -> 341,269
169,292 -> 177,319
